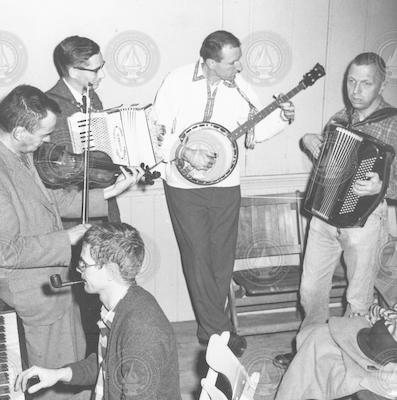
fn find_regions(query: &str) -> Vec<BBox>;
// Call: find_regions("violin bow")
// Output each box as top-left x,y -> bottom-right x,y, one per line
81,84 -> 92,224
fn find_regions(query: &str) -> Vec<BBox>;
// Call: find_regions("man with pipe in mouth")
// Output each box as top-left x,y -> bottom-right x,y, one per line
15,223 -> 181,400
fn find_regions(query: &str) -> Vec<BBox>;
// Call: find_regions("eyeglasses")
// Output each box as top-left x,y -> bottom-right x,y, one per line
76,258 -> 101,273
74,61 -> 106,74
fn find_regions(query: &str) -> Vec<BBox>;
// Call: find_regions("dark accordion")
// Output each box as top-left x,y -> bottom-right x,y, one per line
304,124 -> 395,228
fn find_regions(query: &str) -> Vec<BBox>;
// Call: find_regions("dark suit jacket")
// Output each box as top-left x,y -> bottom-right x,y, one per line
0,142 -> 73,326
46,79 -> 103,152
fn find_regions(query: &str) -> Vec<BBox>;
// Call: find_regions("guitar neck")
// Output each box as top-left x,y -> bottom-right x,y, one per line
230,82 -> 305,141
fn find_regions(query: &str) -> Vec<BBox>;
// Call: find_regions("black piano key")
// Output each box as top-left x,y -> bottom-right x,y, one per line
0,373 -> 8,384
0,395 -> 10,400
0,353 -> 6,363
0,327 -> 4,334
0,334 -> 5,343
0,386 -> 9,395
0,316 -> 4,324
0,365 -> 6,372
0,345 -> 5,352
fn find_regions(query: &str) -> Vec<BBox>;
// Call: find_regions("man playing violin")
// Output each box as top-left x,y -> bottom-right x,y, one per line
44,35 -> 119,223
0,85 -> 142,400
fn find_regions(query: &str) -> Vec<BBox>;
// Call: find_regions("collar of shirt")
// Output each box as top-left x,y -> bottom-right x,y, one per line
192,59 -> 205,82
63,78 -> 84,105
99,305 -> 116,330
192,58 -> 233,89
350,96 -> 387,125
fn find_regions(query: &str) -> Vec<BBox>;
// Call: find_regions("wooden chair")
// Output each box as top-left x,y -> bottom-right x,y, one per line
228,191 -> 347,335
199,332 -> 259,400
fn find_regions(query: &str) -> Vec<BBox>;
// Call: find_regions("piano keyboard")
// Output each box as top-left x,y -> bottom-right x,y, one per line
0,311 -> 24,400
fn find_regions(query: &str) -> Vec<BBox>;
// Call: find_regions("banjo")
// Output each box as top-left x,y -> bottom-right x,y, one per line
173,63 -> 326,185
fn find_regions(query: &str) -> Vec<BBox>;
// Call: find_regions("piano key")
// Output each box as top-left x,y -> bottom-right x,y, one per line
0,311 -> 24,400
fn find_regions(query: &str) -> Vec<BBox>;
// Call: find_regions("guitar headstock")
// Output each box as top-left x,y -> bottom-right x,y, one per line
301,63 -> 326,88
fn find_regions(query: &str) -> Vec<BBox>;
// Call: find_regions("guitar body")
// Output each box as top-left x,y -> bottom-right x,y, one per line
173,62 -> 325,186
175,122 -> 239,185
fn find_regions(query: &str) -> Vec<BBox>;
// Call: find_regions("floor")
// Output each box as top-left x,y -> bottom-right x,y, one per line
173,319 -> 296,400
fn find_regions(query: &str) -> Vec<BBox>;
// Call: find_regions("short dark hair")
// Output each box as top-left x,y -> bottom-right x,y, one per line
349,52 -> 386,81
0,85 -> 60,133
53,35 -> 100,78
83,223 -> 145,285
200,30 -> 241,62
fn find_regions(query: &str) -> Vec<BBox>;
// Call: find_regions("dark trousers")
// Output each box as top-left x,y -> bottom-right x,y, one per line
164,182 -> 241,341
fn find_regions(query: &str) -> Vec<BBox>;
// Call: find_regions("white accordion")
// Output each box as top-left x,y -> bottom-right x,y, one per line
67,105 -> 157,167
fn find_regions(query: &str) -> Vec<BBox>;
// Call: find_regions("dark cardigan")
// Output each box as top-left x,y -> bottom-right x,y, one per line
68,285 -> 181,400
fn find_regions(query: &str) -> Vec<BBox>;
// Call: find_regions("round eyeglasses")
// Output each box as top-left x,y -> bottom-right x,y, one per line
76,258 -> 101,273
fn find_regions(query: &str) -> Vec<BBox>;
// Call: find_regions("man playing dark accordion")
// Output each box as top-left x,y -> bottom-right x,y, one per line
275,52 -> 397,368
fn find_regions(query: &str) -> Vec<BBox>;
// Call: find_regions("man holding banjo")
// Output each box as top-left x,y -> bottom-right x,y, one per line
153,30 -> 295,356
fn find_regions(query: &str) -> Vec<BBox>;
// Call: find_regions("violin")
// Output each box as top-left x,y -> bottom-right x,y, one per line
33,142 -> 161,189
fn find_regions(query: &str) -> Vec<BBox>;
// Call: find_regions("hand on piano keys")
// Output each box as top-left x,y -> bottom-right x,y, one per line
14,365 -> 72,395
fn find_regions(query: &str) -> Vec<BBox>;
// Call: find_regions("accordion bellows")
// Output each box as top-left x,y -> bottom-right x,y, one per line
304,124 -> 395,228
68,105 -> 157,168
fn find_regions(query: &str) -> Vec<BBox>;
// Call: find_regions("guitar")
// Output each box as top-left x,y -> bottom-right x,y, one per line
174,63 -> 326,185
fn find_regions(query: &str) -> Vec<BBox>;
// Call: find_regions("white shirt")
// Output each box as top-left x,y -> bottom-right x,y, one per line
152,60 -> 288,189
62,78 -> 91,110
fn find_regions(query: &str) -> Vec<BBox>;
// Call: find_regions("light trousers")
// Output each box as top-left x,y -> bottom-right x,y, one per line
300,201 -> 388,327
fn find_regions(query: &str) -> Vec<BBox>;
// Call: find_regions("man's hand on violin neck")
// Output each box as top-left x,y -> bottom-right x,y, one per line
103,165 -> 145,199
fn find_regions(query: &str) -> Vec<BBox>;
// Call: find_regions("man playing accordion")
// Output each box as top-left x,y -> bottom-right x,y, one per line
275,52 -> 397,369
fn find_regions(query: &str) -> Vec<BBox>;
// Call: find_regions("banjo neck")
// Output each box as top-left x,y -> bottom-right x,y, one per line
174,63 -> 325,186
229,82 -> 305,142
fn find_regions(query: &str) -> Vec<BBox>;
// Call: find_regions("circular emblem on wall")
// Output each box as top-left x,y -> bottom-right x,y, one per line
0,31 -> 27,86
373,31 -> 397,86
241,31 -> 292,86
105,30 -> 160,86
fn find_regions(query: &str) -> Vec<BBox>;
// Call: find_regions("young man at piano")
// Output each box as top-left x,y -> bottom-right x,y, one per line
152,30 -> 295,357
15,223 -> 182,400
0,85 -> 142,400
274,52 -> 397,368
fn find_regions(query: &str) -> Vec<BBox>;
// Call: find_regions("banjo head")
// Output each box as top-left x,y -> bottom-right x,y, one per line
175,122 -> 238,185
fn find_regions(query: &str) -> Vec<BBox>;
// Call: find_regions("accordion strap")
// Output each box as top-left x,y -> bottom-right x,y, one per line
349,107 -> 397,128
